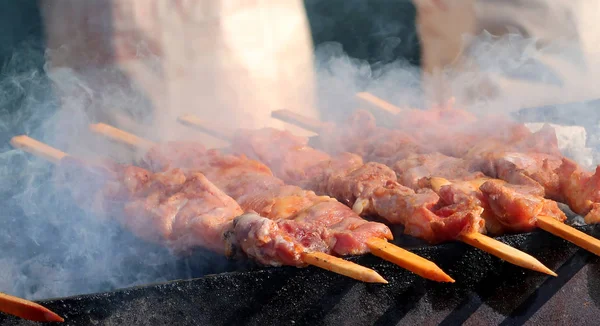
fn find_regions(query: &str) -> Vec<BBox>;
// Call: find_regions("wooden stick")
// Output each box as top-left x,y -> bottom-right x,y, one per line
84,125 -> 389,283
270,110 -> 324,134
10,135 -> 67,164
429,177 -> 452,193
432,177 -> 600,258
0,292 -> 64,322
267,111 -> 559,276
179,115 -> 235,142
366,238 -> 454,282
176,115 -> 457,282
301,252 -> 387,283
89,123 -> 155,151
355,92 -> 403,115
537,215 -> 600,257
458,232 -> 557,276
178,115 -> 234,142
429,177 -> 494,193
430,177 -> 558,275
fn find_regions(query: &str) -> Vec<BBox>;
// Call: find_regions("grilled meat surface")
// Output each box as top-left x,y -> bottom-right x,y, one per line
434,178 -> 566,234
305,109 -> 596,233
57,154 -> 391,267
231,128 -> 485,243
142,143 -> 393,265
479,181 -> 567,232
317,110 -> 432,166
393,153 -> 484,190
56,157 -> 243,256
557,158 -> 600,223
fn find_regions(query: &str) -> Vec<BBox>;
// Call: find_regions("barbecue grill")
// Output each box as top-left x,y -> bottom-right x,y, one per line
1,222 -> 599,325
3,2 -> 600,325
3,99 -> 600,325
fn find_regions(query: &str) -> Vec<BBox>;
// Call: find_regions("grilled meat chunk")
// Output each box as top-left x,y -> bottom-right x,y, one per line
56,158 -> 244,256
393,153 -> 484,190
557,158 -> 600,224
479,181 -> 567,232
231,127 -> 485,243
142,143 -> 393,265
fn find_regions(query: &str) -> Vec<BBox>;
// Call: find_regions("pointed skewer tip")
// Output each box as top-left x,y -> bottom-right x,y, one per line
302,251 -> 388,284
366,238 -> 455,283
459,232 -> 557,277
537,215 -> 600,258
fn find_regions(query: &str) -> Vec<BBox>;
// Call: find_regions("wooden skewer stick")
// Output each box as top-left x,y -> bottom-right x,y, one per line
355,92 -> 403,115
430,176 -> 600,258
536,215 -> 600,257
0,292 -> 64,323
269,110 -> 559,276
175,116 -> 456,283
301,252 -> 387,283
430,176 -> 560,276
269,111 -> 324,134
10,135 -> 67,164
81,129 -> 389,283
178,115 -> 234,142
89,123 -> 155,151
458,232 -> 556,276
366,238 -> 454,282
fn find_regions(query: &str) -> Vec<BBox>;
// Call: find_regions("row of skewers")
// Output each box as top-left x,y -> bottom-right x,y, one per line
5,93 -> 600,322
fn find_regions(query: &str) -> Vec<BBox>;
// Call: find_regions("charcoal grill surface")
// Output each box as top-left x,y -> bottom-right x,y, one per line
1,224 -> 599,326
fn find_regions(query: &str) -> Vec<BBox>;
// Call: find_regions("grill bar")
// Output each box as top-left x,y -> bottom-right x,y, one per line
1,225 -> 598,325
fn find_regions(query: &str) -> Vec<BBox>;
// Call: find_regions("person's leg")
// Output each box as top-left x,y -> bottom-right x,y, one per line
0,0 -> 51,144
304,0 -> 421,67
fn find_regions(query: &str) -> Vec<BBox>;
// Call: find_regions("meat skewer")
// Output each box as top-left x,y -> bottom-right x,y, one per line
268,110 -> 600,258
87,124 -> 455,283
428,177 -> 600,257
346,95 -> 594,212
355,92 -> 403,116
10,135 -> 387,284
338,100 -> 600,234
175,115 -> 557,276
0,292 -> 64,323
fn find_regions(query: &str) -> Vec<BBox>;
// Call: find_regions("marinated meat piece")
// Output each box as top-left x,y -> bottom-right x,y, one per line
231,128 -> 332,185
144,141 -> 207,172
232,213 -> 309,266
326,162 -> 397,214
317,109 -> 378,158
142,142 -> 394,264
431,204 -> 485,240
479,181 -> 566,233
371,184 -> 485,242
232,127 -> 484,243
393,153 -> 484,190
301,152 -> 365,199
435,179 -> 512,235
557,158 -> 600,224
316,110 -> 432,165
58,157 -> 248,256
468,150 -> 562,200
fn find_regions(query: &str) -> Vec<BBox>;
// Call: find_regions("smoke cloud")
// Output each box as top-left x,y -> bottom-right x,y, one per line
1,2 -> 599,302
0,42 -> 245,301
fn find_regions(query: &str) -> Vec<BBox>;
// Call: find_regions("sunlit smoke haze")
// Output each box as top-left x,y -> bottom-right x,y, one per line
2,2 -> 600,302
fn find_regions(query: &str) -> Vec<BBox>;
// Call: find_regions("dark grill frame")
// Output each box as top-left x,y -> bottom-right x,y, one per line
2,223 -> 599,326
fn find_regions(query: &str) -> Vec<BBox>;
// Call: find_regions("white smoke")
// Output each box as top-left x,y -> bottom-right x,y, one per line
0,42 -> 243,301
1,2 -> 599,302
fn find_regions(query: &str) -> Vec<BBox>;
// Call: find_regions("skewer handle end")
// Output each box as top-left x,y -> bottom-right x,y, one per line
459,232 -> 557,277
10,135 -> 67,164
271,110 -> 325,133
537,215 -> 600,257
